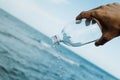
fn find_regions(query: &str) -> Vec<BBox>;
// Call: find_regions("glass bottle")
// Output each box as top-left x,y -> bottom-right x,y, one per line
51,19 -> 102,47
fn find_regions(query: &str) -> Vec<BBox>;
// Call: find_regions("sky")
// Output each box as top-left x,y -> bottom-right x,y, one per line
0,0 -> 120,78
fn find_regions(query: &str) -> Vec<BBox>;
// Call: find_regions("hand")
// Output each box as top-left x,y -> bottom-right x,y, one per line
76,2 -> 120,46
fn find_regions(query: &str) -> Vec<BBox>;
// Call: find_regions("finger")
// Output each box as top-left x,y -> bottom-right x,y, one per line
85,19 -> 91,26
76,4 -> 108,20
76,11 -> 93,20
95,31 -> 118,46
92,19 -> 96,24
95,35 -> 108,46
113,2 -> 120,6
93,18 -> 108,33
76,20 -> 82,24
92,18 -> 103,31
110,2 -> 120,10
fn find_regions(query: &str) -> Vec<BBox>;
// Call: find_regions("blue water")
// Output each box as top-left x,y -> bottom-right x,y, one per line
0,9 -> 118,80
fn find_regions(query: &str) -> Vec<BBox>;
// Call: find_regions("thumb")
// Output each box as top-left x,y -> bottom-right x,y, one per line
95,35 -> 108,46
95,31 -> 120,46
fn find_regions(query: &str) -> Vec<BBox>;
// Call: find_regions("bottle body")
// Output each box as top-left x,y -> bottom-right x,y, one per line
52,19 -> 102,47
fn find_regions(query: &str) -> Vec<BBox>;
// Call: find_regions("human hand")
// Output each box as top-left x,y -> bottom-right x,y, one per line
76,2 -> 120,46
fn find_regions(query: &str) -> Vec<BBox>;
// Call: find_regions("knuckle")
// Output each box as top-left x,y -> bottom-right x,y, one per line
93,10 -> 101,16
106,4 -> 112,6
80,11 -> 89,17
99,5 -> 106,9
113,2 -> 120,5
94,8 -> 108,17
93,10 -> 98,15
80,11 -> 85,15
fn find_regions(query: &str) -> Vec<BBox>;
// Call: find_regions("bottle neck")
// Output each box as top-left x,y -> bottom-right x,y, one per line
51,34 -> 63,45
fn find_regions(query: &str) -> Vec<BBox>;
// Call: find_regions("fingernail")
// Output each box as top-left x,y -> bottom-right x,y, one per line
85,19 -> 91,26
95,42 -> 100,46
76,20 -> 81,24
92,20 -> 96,24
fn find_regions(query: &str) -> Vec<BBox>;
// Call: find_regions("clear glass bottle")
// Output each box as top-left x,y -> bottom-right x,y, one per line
52,19 -> 102,47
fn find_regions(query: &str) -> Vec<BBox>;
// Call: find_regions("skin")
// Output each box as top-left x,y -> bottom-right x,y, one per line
76,2 -> 120,46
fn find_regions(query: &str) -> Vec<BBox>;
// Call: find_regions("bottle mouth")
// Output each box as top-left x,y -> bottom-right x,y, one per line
51,35 -> 60,45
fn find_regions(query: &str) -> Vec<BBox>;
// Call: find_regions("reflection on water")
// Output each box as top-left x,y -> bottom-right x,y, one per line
0,9 -> 118,80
